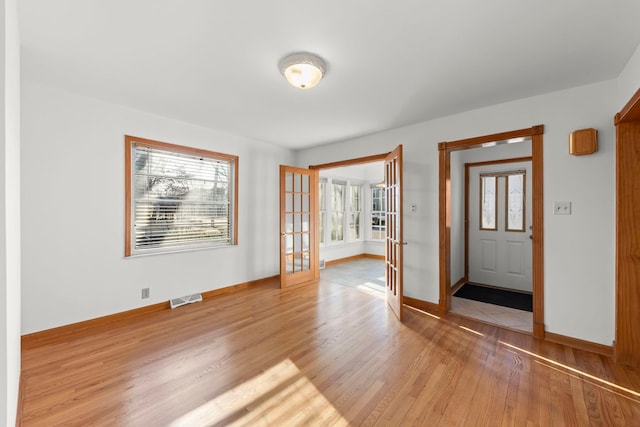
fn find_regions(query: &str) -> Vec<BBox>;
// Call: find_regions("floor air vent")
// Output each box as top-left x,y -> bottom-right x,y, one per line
170,293 -> 203,309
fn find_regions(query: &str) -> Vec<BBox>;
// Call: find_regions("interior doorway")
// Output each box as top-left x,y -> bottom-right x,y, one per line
439,125 -> 545,338
450,154 -> 534,332
309,149 -> 405,320
313,161 -> 386,296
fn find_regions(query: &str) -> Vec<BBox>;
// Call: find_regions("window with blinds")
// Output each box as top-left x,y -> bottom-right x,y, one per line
125,136 -> 238,256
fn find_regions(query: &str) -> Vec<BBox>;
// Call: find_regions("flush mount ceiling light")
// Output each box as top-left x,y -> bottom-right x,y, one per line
279,52 -> 327,89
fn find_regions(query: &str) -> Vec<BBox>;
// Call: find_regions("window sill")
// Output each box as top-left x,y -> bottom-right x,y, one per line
126,242 -> 236,258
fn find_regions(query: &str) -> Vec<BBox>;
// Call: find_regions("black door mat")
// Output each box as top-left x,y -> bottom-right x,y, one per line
453,283 -> 533,312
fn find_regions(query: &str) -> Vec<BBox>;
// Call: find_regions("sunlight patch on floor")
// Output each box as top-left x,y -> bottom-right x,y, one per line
534,360 -> 640,404
459,325 -> 485,336
169,359 -> 348,427
499,341 -> 640,399
404,304 -> 441,319
356,282 -> 385,298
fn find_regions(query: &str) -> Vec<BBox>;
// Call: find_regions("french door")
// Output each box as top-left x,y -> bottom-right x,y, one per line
279,149 -> 403,322
279,165 -> 319,288
385,145 -> 404,321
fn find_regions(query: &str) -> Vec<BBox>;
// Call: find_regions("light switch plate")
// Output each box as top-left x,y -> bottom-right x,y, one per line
553,202 -> 571,215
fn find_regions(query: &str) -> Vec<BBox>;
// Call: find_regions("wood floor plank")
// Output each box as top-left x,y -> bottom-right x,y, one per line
20,265 -> 640,427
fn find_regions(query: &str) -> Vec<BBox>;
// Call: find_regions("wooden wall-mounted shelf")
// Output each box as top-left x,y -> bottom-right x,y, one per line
569,128 -> 598,156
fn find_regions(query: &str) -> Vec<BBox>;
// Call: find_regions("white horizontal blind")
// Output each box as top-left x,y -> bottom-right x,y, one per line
132,144 -> 234,252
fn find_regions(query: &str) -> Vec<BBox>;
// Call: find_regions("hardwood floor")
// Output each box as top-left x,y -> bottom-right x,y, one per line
323,257 -> 533,333
21,270 -> 640,426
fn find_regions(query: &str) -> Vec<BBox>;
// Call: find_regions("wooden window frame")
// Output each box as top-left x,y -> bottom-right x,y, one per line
124,135 -> 239,257
478,170 -> 527,232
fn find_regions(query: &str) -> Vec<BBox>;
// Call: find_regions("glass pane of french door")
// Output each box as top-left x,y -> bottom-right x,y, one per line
280,166 -> 317,288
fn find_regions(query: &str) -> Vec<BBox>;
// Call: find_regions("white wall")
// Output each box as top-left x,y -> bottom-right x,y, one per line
320,162 -> 383,182
449,150 -> 465,284
296,79 -> 618,346
618,42 -> 640,106
21,80 -> 293,334
1,0 -> 20,424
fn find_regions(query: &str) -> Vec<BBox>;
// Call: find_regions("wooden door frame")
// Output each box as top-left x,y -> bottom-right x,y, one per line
464,156 -> 532,284
614,88 -> 640,366
438,125 -> 546,339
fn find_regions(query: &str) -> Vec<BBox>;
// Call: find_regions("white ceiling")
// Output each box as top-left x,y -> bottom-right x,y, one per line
18,0 -> 640,149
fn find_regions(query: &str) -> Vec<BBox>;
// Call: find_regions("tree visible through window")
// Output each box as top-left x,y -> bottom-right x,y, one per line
125,136 -> 238,256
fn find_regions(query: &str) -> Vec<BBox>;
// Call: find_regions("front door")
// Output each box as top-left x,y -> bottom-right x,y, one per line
385,145 -> 404,320
468,161 -> 532,291
280,165 -> 319,288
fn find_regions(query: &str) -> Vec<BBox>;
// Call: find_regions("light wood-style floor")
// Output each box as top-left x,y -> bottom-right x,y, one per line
323,257 -> 533,333
21,262 -> 640,426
